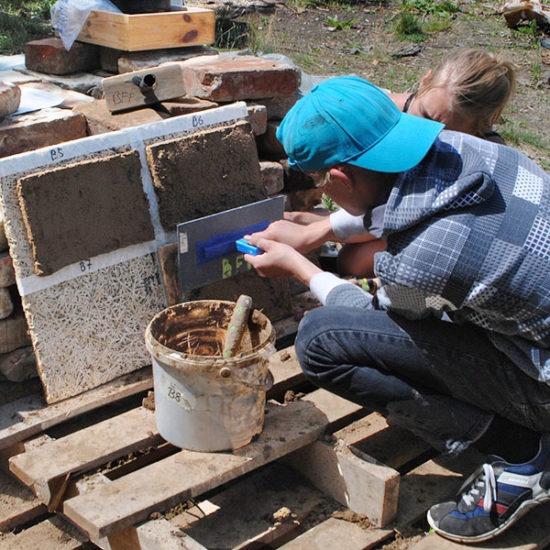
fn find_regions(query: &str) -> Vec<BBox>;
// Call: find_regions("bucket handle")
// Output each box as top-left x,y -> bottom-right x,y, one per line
218,367 -> 274,391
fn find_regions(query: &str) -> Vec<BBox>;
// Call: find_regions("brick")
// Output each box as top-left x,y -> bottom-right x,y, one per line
0,345 -> 36,382
73,99 -> 168,134
250,95 -> 298,121
107,45 -> 217,74
0,312 -> 31,354
260,161 -> 284,195
155,96 -> 219,117
0,253 -> 15,288
246,103 -> 267,135
0,82 -> 20,120
256,120 -> 285,158
0,211 -> 7,252
25,38 -> 99,76
0,288 -> 13,320
146,120 -> 265,231
181,54 -> 300,101
0,108 -> 87,159
18,151 -> 155,276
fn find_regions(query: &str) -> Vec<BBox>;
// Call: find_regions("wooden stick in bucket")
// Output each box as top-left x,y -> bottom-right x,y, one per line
223,294 -> 253,358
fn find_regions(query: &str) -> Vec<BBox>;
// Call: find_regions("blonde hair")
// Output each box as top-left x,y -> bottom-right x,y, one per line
417,48 -> 516,134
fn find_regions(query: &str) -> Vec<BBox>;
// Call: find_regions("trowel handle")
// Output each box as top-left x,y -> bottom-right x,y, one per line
223,295 -> 253,358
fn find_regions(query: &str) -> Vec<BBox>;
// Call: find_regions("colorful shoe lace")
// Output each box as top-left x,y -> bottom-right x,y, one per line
427,433 -> 550,543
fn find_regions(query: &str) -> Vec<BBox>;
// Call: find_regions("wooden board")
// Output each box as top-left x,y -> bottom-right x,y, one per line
77,9 -> 215,51
103,63 -> 186,113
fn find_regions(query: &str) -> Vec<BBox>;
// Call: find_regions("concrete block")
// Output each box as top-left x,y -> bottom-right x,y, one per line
256,120 -> 285,158
0,82 -> 20,121
146,120 -> 265,231
25,38 -> 99,76
246,103 -> 267,135
0,288 -> 13,319
181,55 -> 300,101
0,345 -> 36,382
73,99 -> 168,134
260,161 -> 284,196
17,150 -> 154,276
250,95 -> 297,121
0,253 -> 15,288
155,96 -> 219,117
0,108 -> 87,159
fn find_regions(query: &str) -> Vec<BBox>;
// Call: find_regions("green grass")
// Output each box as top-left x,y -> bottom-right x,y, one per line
395,12 -> 425,41
0,0 -> 54,54
400,0 -> 459,15
325,16 -> 356,30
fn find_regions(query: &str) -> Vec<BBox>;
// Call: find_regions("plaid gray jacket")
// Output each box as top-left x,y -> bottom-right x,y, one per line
354,130 -> 550,385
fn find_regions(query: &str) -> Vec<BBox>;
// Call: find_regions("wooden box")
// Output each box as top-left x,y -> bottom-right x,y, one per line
76,8 -> 215,51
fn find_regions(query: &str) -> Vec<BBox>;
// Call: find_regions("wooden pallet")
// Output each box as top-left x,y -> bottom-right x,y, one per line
2,338 -> 550,549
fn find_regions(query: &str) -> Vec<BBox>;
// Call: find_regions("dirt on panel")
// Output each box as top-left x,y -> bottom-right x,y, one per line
17,150 -> 155,276
146,120 -> 266,231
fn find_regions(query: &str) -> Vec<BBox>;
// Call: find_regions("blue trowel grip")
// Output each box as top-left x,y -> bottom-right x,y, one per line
235,238 -> 264,256
196,221 -> 269,265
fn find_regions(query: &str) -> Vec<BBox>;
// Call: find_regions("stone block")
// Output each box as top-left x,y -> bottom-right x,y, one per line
0,345 -> 36,382
17,151 -> 155,276
260,161 -> 284,196
246,104 -> 267,136
0,82 -> 20,121
250,95 -> 297,121
0,252 -> 15,288
146,120 -> 265,231
255,120 -> 285,158
73,99 -> 168,134
155,96 -> 219,117
0,108 -> 87,159
181,55 -> 300,101
25,38 -> 99,76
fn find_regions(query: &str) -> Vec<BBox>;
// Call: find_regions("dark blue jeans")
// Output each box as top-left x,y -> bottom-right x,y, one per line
295,306 -> 550,454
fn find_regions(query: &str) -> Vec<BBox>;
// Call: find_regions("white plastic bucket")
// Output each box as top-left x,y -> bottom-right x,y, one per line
144,300 -> 276,451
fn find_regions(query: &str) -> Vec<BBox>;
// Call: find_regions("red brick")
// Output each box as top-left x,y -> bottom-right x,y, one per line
246,104 -> 267,135
73,99 -> 168,135
249,95 -> 297,121
25,38 -> 99,76
0,82 -> 20,120
155,96 -> 219,116
181,55 -> 300,101
0,252 -> 15,288
0,108 -> 87,159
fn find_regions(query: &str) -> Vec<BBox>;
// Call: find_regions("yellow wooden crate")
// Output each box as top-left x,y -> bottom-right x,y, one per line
77,8 -> 215,51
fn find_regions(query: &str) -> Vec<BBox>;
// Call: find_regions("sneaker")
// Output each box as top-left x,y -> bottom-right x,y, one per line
427,433 -> 550,543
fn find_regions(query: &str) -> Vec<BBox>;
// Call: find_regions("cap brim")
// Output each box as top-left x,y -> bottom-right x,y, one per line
347,113 -> 444,173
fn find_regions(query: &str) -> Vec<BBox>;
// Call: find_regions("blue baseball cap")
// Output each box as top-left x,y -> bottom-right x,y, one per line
276,76 -> 444,173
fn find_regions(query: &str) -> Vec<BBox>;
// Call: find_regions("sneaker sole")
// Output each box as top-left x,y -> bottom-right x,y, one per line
427,494 -> 550,543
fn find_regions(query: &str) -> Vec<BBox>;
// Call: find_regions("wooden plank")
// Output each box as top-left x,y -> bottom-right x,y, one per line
277,517 -> 391,550
303,389 -> 364,430
0,515 -> 87,550
285,439 -> 400,527
409,502 -> 550,550
63,400 -> 329,540
0,367 -> 152,451
9,407 -> 161,507
0,469 -> 46,532
103,63 -> 186,112
77,9 -> 215,51
268,346 -> 305,397
171,463 -> 327,550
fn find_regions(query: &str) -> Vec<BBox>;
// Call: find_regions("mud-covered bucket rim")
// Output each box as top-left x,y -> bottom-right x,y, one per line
144,300 -> 276,371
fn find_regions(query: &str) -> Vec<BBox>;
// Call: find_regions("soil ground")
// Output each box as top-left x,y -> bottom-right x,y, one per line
241,0 -> 550,167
